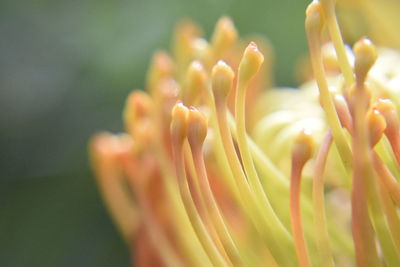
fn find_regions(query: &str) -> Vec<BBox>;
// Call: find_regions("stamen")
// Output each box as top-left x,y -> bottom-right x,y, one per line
123,91 -> 156,155
209,17 -> 238,65
183,142 -> 231,263
172,20 -> 202,78
371,152 -> 400,256
235,42 -> 293,250
372,153 -> 400,207
123,91 -> 154,136
367,109 -> 386,148
312,131 -> 334,267
146,51 -> 174,94
353,38 -> 377,87
351,38 -> 400,266
126,93 -> 215,266
210,60 -> 282,266
119,147 -> 185,267
333,94 -> 353,134
182,61 -> 207,105
187,107 -> 245,266
89,133 -> 138,243
350,37 -> 381,267
305,1 -> 352,171
320,0 -> 355,88
170,103 -> 229,267
375,98 -> 400,165
290,130 -> 314,267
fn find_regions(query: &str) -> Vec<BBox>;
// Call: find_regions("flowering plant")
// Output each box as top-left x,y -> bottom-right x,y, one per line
90,0 -> 400,266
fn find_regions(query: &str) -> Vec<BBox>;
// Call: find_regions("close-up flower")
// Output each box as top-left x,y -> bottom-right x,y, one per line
89,0 -> 400,266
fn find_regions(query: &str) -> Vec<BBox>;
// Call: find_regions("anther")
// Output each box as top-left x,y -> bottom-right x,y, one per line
187,107 -> 208,149
367,108 -> 386,147
170,102 -> 189,146
124,91 -> 153,125
146,51 -> 174,93
292,129 -> 315,169
305,1 -> 324,37
210,17 -> 238,60
290,129 -> 315,267
375,98 -> 400,165
184,61 -> 207,105
375,99 -> 399,140
238,42 -> 264,86
353,38 -> 377,86
211,60 -> 235,100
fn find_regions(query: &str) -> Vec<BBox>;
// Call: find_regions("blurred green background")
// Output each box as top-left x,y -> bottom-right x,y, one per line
0,0 -> 309,266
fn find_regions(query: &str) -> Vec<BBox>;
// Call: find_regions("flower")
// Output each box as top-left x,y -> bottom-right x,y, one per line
90,0 -> 400,266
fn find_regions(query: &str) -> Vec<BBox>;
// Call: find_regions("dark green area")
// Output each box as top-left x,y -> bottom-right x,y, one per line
0,0 -> 309,265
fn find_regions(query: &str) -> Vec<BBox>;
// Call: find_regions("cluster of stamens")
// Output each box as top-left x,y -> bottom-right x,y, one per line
90,0 -> 400,266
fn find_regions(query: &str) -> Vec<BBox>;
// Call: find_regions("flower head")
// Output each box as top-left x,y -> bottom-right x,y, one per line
90,1 -> 400,266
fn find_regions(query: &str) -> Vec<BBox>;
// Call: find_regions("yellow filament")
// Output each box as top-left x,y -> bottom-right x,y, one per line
184,143 -> 231,263
173,142 -> 229,267
306,3 -> 352,172
189,137 -> 245,266
320,0 -> 355,89
151,102 -> 215,266
228,113 -> 354,257
171,104 -> 229,267
234,43 -> 294,254
214,98 -> 284,265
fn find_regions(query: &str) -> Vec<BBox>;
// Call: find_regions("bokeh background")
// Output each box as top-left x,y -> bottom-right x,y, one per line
0,0 -> 310,266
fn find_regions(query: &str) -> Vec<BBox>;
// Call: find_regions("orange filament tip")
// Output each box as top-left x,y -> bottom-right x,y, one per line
211,17 -> 238,54
292,129 -> 315,166
211,60 -> 235,98
90,133 -> 133,165
375,98 -> 400,138
187,107 -> 208,147
170,102 -> 189,144
367,109 -> 386,147
238,42 -> 264,85
353,38 -> 377,85
124,91 -> 153,124
132,119 -> 157,149
146,51 -> 174,91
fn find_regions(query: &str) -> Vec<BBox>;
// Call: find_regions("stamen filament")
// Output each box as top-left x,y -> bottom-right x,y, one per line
320,0 -> 355,89
120,151 -> 184,267
372,153 -> 400,207
306,2 -> 352,172
90,134 -> 139,243
351,38 -> 399,266
187,107 -> 245,266
171,103 -> 229,267
371,153 -> 400,254
312,131 -> 334,267
290,130 -> 314,267
234,43 -> 293,254
211,61 -> 285,265
183,143 -> 231,263
228,112 -> 355,257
